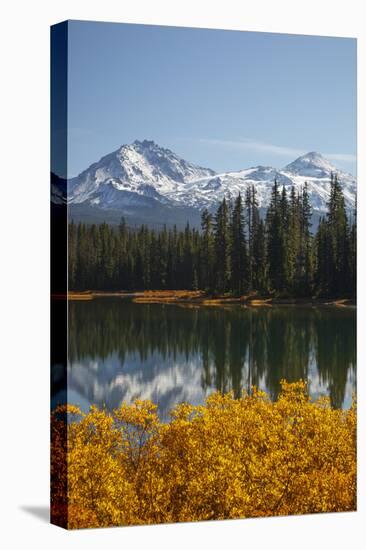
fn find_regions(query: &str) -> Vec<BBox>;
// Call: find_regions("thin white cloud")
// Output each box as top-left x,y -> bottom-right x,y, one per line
326,153 -> 357,163
199,138 -> 304,157
199,138 -> 356,163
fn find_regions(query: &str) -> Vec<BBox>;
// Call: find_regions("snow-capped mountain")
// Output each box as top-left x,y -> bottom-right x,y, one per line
63,140 -> 356,227
68,139 -> 215,206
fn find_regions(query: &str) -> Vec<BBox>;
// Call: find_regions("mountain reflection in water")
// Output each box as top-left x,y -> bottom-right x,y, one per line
54,300 -> 356,419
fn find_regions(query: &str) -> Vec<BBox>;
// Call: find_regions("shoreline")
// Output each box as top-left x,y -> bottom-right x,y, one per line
63,290 -> 356,307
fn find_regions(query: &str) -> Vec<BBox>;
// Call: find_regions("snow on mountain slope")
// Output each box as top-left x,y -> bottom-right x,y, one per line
69,139 -> 215,205
283,151 -> 337,178
66,140 -> 356,219
172,166 -> 294,209
281,152 -> 356,212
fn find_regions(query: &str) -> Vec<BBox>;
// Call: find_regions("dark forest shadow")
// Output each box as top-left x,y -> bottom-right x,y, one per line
20,505 -> 49,523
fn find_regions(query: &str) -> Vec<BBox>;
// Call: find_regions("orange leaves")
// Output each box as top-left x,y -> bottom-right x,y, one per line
114,399 -> 159,428
51,381 -> 356,529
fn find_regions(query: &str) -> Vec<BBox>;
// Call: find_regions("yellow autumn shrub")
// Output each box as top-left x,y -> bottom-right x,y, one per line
51,381 -> 356,529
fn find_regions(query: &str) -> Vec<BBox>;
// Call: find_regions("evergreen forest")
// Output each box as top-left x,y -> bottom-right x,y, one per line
68,175 -> 356,298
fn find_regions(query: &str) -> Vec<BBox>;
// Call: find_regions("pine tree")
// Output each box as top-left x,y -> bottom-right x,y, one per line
214,198 -> 231,293
266,180 -> 287,292
287,186 -> 300,293
245,185 -> 259,292
315,216 -> 334,296
200,209 -> 214,291
327,173 -> 348,296
158,225 -> 168,288
301,182 -> 313,295
252,218 -> 267,293
279,186 -> 290,290
166,225 -> 178,289
230,193 -> 248,295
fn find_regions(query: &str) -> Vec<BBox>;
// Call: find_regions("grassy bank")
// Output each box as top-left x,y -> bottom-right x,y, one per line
51,381 -> 356,529
66,290 -> 355,307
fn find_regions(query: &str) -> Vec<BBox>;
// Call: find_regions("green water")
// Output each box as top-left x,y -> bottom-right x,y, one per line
64,299 -> 356,418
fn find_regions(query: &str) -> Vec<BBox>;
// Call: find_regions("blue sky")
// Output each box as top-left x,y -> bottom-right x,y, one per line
66,20 -> 356,176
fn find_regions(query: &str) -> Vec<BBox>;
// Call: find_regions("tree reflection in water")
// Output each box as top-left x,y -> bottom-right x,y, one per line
61,300 -> 356,418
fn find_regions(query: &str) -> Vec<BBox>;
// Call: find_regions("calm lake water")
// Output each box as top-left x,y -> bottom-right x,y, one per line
56,299 -> 356,418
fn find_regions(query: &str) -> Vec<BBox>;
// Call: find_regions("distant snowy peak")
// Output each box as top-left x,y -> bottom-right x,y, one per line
284,152 -> 341,178
69,139 -> 215,204
125,140 -> 215,183
66,141 -> 356,219
280,151 -> 356,213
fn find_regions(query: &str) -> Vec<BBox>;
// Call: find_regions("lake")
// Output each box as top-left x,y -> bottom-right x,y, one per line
54,299 -> 356,419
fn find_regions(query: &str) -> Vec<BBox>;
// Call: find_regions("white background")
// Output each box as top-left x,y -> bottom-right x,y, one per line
0,0 -> 365,548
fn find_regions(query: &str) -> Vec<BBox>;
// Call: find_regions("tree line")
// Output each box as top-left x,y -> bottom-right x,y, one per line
69,174 -> 356,298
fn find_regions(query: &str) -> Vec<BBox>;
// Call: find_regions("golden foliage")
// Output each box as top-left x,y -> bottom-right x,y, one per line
51,381 -> 356,529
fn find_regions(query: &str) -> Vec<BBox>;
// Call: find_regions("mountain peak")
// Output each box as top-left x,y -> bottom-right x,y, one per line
132,139 -> 157,148
304,151 -> 323,159
67,140 -> 356,225
117,139 -> 158,154
283,151 -> 337,178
